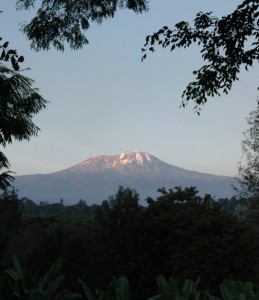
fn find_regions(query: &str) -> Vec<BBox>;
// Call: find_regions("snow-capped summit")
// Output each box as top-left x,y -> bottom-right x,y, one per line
76,151 -> 156,171
13,151 -> 235,205
119,151 -> 152,165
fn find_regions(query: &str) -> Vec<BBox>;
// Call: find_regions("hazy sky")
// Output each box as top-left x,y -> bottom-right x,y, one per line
1,1 -> 258,177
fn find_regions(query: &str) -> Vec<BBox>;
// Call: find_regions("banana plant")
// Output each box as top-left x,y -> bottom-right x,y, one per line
219,279 -> 259,300
2,255 -> 81,300
149,274 -> 201,300
108,276 -> 130,300
78,279 -> 99,300
78,276 -> 130,300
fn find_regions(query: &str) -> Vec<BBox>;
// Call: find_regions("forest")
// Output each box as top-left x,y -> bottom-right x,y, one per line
1,185 -> 259,299
1,0 -> 259,299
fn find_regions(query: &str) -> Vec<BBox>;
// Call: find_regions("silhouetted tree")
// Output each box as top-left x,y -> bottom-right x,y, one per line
235,104 -> 259,199
11,1 -> 258,113
143,187 -> 259,293
15,0 -> 149,51
142,1 -> 259,112
0,188 -> 22,256
0,38 -> 47,188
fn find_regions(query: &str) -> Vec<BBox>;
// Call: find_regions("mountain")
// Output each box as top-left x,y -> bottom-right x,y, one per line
13,151 -> 235,205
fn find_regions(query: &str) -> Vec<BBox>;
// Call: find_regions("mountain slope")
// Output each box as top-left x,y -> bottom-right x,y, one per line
13,151 -> 235,205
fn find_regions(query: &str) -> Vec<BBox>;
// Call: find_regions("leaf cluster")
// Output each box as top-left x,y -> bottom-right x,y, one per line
1,255 -> 81,299
142,1 -> 259,113
16,0 -> 149,51
0,65 -> 47,147
3,256 -> 259,300
0,64 -> 47,188
235,105 -> 259,199
0,38 -> 24,71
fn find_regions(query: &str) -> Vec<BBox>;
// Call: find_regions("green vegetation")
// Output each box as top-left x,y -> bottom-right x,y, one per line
1,1 -> 259,298
2,256 -> 259,300
1,186 -> 259,300
1,255 -> 81,299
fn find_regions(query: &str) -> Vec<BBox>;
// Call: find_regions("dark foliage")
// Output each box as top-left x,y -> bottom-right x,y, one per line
142,1 -> 259,112
0,38 -> 24,71
234,105 -> 259,199
0,36 -> 47,189
16,0 -> 149,51
1,186 -> 259,300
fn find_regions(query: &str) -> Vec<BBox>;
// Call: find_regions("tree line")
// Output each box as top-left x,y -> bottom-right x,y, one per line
1,0 -> 258,185
1,186 -> 259,300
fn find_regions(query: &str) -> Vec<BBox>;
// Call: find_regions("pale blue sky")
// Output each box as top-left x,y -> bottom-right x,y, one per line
1,1 -> 258,176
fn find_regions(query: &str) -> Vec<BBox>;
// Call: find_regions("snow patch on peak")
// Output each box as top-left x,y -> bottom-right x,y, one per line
118,151 -> 152,166
145,153 -> 151,162
119,152 -> 127,160
78,152 -> 153,169
135,152 -> 144,164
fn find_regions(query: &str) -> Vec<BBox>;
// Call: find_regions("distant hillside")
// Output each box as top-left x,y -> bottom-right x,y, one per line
13,151 -> 235,205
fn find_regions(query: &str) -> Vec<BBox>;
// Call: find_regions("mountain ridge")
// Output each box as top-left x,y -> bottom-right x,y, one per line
13,151 -> 235,205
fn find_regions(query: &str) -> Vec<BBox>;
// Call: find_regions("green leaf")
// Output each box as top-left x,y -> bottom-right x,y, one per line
5,269 -> 18,281
244,281 -> 254,299
78,278 -> 96,300
44,275 -> 64,300
12,255 -> 23,281
27,289 -> 42,300
115,276 -> 130,300
156,274 -> 168,294
220,282 -> 233,300
182,279 -> 194,296
205,292 -> 221,300
43,257 -> 63,287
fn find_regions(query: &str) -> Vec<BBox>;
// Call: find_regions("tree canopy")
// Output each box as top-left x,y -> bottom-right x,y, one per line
141,1 -> 259,112
0,37 -> 24,71
235,104 -> 259,198
13,1 -> 259,112
16,0 -> 149,51
2,186 -> 258,299
0,38 -> 47,188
